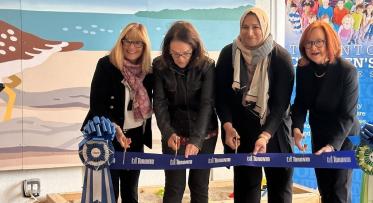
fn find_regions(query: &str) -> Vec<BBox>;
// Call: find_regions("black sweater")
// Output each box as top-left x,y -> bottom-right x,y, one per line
215,43 -> 295,137
291,58 -> 360,151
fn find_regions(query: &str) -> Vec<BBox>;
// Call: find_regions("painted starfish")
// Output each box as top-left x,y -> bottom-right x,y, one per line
0,20 -> 83,121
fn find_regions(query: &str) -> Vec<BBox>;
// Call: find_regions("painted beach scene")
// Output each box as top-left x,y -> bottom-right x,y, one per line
0,0 -> 255,171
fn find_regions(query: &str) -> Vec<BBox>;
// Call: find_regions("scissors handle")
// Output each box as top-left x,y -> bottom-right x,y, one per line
234,131 -> 238,154
175,136 -> 179,158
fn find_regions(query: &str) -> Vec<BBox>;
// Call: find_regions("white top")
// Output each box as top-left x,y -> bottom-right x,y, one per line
122,80 -> 143,130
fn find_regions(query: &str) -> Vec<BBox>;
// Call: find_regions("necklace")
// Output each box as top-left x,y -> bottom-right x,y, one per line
314,71 -> 326,78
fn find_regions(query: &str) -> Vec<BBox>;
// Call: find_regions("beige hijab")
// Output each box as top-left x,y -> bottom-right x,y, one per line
233,7 -> 273,125
239,7 -> 270,44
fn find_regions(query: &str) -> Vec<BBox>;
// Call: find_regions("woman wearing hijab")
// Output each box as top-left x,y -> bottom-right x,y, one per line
215,7 -> 294,203
153,21 -> 218,203
292,20 -> 359,203
82,23 -> 153,203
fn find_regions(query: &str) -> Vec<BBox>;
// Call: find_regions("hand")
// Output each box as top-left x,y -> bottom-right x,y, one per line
113,124 -> 131,149
116,129 -> 132,149
223,123 -> 240,150
361,122 -> 373,146
293,128 -> 307,152
185,144 -> 199,158
315,144 -> 334,155
253,132 -> 271,155
167,133 -> 180,151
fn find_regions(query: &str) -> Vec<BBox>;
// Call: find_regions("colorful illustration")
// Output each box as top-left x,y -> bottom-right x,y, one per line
286,0 -> 373,43
0,0 -> 255,171
0,20 -> 83,121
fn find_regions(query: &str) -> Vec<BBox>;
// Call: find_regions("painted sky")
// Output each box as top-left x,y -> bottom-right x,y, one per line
2,0 -> 255,14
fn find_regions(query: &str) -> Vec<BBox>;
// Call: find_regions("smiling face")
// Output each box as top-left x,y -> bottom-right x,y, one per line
342,15 -> 353,29
170,40 -> 193,68
323,0 -> 329,7
305,27 -> 328,64
122,30 -> 144,63
239,14 -> 263,49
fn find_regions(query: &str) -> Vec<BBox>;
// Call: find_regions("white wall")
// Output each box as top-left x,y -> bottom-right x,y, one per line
0,167 -> 83,203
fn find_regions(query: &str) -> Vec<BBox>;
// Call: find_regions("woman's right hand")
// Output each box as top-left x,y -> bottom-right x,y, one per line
293,128 -> 307,152
114,125 -> 131,149
223,122 -> 240,150
167,133 -> 180,151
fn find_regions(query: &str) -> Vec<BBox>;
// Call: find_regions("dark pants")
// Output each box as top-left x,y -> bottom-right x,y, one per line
111,126 -> 144,203
315,168 -> 352,203
233,136 -> 293,203
162,136 -> 217,203
313,139 -> 353,203
232,112 -> 293,203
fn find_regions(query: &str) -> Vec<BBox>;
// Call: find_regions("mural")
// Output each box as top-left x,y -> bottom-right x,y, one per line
0,0 -> 255,170
285,0 -> 373,202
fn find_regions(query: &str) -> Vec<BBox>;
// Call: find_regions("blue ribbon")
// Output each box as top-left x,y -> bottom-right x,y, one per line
109,151 -> 359,170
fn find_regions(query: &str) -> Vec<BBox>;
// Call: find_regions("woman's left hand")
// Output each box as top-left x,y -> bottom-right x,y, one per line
185,144 -> 199,158
315,144 -> 334,155
253,132 -> 271,155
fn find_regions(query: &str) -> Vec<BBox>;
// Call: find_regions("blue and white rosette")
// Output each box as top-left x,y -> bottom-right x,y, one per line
79,116 -> 116,203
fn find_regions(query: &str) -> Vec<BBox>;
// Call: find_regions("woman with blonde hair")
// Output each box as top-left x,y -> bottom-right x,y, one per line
82,23 -> 153,203
292,20 -> 359,203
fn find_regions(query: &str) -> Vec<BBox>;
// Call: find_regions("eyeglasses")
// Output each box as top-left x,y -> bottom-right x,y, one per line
170,50 -> 193,59
122,38 -> 144,48
305,39 -> 325,49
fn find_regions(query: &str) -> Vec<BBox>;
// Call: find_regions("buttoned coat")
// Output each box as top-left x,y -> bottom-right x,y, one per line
82,55 -> 153,148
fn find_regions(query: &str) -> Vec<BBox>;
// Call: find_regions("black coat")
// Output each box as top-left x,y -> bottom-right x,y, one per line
82,55 -> 153,148
291,58 -> 359,151
153,57 -> 218,149
215,43 -> 295,153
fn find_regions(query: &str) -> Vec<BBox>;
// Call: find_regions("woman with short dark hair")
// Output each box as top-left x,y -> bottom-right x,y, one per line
153,21 -> 218,203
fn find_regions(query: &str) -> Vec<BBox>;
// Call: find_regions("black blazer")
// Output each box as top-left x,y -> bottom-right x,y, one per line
291,58 -> 359,151
215,43 -> 295,153
82,56 -> 153,148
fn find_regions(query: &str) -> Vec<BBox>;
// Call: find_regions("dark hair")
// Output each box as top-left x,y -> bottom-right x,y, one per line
160,21 -> 208,68
355,3 -> 365,10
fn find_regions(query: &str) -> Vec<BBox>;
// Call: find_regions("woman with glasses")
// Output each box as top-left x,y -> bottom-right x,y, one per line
291,20 -> 359,203
153,21 -> 218,203
215,7 -> 294,203
82,23 -> 153,203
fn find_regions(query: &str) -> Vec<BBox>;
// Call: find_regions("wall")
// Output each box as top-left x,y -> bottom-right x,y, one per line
0,1 -> 273,202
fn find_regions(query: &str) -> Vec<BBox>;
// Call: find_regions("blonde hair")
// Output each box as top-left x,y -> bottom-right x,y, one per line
109,23 -> 151,74
341,14 -> 354,26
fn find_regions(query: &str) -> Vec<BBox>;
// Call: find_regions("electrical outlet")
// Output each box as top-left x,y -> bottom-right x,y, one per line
23,178 -> 41,197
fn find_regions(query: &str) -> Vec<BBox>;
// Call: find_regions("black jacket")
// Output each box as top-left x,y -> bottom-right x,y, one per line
215,43 -> 295,153
153,56 -> 218,149
291,58 -> 359,151
82,56 -> 153,148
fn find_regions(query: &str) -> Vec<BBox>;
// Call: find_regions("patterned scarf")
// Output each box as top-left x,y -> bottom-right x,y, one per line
120,59 -> 152,121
